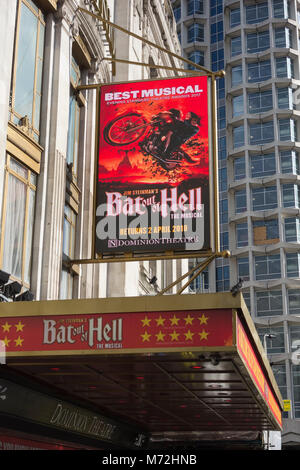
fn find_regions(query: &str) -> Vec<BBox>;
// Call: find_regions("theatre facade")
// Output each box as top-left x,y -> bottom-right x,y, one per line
0,293 -> 283,449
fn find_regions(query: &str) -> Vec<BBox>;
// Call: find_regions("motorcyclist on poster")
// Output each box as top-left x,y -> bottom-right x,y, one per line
145,108 -> 201,160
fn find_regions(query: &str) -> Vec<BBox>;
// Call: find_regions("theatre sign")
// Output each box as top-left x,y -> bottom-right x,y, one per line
93,75 -> 218,261
0,293 -> 283,436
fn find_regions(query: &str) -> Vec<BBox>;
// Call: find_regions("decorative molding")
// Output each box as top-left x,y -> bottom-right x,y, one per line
6,122 -> 43,173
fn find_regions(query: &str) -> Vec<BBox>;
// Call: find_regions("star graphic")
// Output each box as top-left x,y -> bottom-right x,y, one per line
141,316 -> 151,327
156,315 -> 165,326
2,337 -> 11,347
14,336 -> 24,347
184,330 -> 194,341
199,330 -> 209,341
170,315 -> 180,326
1,322 -> 12,333
198,314 -> 209,325
184,314 -> 194,325
155,331 -> 165,342
170,330 -> 180,341
15,321 -> 25,332
141,331 -> 151,342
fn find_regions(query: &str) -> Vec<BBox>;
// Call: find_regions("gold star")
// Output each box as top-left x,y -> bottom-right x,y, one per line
14,336 -> 24,347
198,314 -> 209,325
170,315 -> 180,326
1,322 -> 11,333
199,330 -> 209,341
141,316 -> 151,327
184,314 -> 194,325
156,315 -> 165,326
170,330 -> 180,341
155,331 -> 165,342
184,330 -> 194,341
2,337 -> 11,347
15,321 -> 25,332
141,331 -> 151,342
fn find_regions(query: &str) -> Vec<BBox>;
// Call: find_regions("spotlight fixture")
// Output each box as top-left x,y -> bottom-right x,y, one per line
0,270 -> 10,287
15,290 -> 34,302
3,281 -> 22,300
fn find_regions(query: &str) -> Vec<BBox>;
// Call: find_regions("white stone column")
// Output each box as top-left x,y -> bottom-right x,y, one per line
0,0 -> 17,226
31,13 -> 56,300
40,4 -> 72,299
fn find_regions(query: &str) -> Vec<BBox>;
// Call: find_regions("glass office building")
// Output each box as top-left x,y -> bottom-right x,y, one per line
172,0 -> 300,448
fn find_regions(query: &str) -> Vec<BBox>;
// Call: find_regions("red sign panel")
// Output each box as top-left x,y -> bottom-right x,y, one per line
95,76 -> 210,256
236,318 -> 282,428
0,309 -> 233,354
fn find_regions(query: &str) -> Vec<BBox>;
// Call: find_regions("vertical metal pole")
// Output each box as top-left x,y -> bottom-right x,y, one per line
210,74 -> 220,254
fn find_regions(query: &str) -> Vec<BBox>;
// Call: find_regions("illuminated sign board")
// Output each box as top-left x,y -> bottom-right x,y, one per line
0,309 -> 232,354
236,318 -> 282,429
94,76 -> 213,258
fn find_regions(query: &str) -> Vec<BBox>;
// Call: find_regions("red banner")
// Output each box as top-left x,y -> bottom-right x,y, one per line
236,318 -> 282,428
0,309 -> 233,354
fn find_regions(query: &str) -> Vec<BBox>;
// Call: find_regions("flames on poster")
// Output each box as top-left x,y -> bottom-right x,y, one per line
95,76 -> 210,255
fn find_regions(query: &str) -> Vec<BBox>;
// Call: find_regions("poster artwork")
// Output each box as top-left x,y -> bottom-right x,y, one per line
95,76 -> 210,255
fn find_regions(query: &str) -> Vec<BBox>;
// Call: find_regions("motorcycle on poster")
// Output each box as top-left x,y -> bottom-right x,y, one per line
95,76 -> 211,256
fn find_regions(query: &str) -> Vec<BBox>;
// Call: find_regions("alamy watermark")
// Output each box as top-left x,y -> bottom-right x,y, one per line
95,190 -> 205,252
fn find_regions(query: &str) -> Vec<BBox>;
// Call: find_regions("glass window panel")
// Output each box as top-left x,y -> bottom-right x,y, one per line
232,95 -> 243,117
257,326 -> 285,353
188,23 -> 204,42
238,257 -> 249,280
280,151 -> 299,175
249,121 -> 274,145
14,2 -> 38,122
248,90 -> 273,114
188,51 -> 205,69
216,265 -> 230,292
24,188 -> 35,284
251,153 -> 276,178
236,222 -> 248,247
275,27 -> 291,48
252,186 -> 277,211
247,31 -> 270,53
230,8 -> 240,27
285,218 -> 300,242
219,198 -> 228,223
288,289 -> 300,314
235,189 -> 247,213
232,65 -> 243,86
255,254 -> 281,280
233,125 -> 244,148
13,1 -> 45,136
256,290 -> 283,316
246,3 -> 268,23
277,87 -> 293,109
286,253 -> 300,277
282,184 -> 299,208
276,57 -> 294,78
248,60 -> 271,82
234,157 -> 246,180
59,269 -> 74,300
273,0 -> 288,18
2,174 -> 26,279
231,36 -> 242,56
187,0 -> 204,15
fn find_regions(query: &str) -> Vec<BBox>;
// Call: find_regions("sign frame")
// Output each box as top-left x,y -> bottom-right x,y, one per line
70,73 -> 220,266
